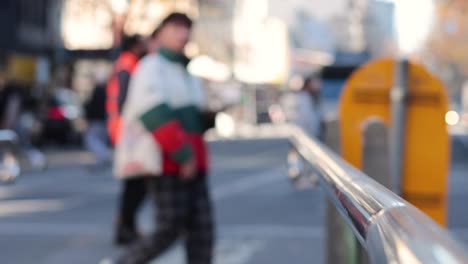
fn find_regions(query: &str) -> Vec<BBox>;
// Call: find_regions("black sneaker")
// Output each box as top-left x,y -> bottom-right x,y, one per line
114,226 -> 139,246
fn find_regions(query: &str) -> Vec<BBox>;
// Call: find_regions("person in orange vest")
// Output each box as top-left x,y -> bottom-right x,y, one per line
106,34 -> 148,246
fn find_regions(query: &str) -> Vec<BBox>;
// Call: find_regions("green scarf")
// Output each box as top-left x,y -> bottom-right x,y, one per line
159,47 -> 190,67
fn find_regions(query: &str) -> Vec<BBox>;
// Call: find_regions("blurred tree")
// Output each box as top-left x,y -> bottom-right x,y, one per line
108,0 -> 129,47
62,0 -> 197,49
422,0 -> 468,99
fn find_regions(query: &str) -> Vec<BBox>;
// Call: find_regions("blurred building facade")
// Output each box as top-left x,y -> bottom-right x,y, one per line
195,0 -> 235,63
0,0 -> 60,54
366,0 -> 396,58
422,0 -> 468,101
0,0 -> 405,92
61,0 -> 198,50
0,0 -> 63,85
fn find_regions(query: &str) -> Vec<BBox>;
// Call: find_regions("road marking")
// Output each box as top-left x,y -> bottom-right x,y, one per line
220,225 -> 323,239
213,169 -> 286,201
100,239 -> 265,264
0,222 -> 322,239
1,220 -> 466,245
0,199 -> 67,217
0,188 -> 16,199
0,222 -> 104,236
149,239 -> 265,264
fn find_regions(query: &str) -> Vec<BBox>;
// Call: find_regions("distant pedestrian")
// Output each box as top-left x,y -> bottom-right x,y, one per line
0,81 -> 46,169
113,13 -> 214,264
106,34 -> 148,246
282,74 -> 323,139
84,83 -> 111,167
0,81 -> 22,130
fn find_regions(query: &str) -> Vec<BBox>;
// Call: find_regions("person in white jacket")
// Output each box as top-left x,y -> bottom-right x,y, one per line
282,74 -> 323,139
113,13 -> 214,264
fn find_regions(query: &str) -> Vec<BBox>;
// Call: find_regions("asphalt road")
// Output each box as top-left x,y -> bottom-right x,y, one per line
0,138 -> 466,264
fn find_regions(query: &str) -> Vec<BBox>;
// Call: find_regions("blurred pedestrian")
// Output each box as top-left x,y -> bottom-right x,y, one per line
106,34 -> 148,246
0,81 -> 22,130
282,73 -> 323,139
0,81 -> 46,169
113,13 -> 214,264
84,83 -> 111,167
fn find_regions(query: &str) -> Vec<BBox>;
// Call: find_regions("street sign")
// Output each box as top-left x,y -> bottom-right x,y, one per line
339,58 -> 450,225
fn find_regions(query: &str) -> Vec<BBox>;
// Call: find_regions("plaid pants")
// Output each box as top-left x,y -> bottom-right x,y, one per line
117,174 -> 214,264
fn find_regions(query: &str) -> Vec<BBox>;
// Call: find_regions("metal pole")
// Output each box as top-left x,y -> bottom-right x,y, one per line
389,58 -> 409,195
323,119 -> 358,264
248,84 -> 257,125
360,119 -> 391,264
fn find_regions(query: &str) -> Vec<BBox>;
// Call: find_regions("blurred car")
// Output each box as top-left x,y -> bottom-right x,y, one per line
42,88 -> 84,145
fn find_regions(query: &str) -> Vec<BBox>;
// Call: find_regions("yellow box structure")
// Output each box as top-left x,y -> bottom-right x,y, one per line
339,58 -> 450,225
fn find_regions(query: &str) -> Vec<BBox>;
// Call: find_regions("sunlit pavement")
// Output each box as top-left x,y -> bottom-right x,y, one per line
0,138 -> 466,264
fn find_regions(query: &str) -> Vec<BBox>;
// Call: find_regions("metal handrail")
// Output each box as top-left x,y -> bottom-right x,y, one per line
288,125 -> 468,264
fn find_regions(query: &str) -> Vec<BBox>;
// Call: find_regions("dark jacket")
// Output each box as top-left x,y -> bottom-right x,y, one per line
85,85 -> 107,121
